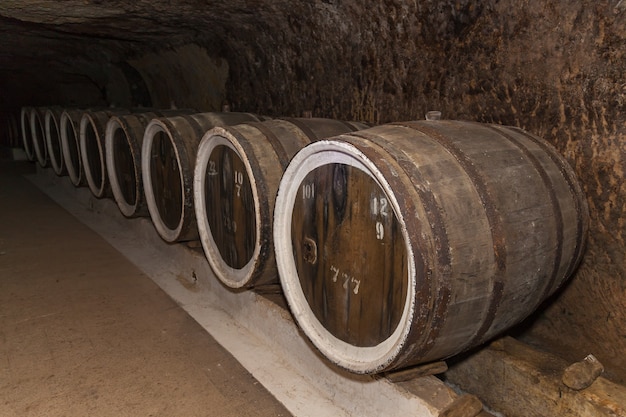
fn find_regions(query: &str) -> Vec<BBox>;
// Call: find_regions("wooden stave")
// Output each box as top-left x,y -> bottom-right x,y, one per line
273,120 -> 588,374
142,112 -> 263,243
30,107 -> 49,167
44,107 -> 68,176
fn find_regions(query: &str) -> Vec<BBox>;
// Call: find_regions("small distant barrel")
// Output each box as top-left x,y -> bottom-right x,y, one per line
273,120 -> 589,374
105,109 -> 195,218
10,113 -> 20,148
60,109 -> 87,186
30,107 -> 49,167
80,109 -> 129,198
44,107 -> 67,176
142,112 -> 264,243
0,113 -> 8,147
21,107 -> 36,161
194,118 -> 368,289
1,112 -> 20,149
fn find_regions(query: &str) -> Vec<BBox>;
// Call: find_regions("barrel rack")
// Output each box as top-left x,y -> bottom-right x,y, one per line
28,159 -> 626,417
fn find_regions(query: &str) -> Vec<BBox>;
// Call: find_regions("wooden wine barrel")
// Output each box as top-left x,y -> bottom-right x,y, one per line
194,118 -> 369,289
0,113 -> 8,147
142,112 -> 264,243
30,107 -> 49,167
0,112 -> 11,147
80,109 -> 129,198
105,109 -> 196,218
60,109 -> 87,186
44,107 -> 67,176
21,107 -> 36,162
1,112 -> 20,148
273,120 -> 589,374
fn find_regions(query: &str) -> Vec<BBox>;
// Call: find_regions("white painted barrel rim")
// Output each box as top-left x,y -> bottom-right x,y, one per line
80,114 -> 106,197
273,139 -> 416,374
60,111 -> 81,186
44,110 -> 63,175
194,127 -> 262,289
106,118 -> 136,217
141,120 -> 185,243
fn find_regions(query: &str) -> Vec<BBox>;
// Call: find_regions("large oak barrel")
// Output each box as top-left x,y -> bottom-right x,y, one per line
105,110 -> 196,218
142,112 -> 264,243
80,109 -> 129,198
194,118 -> 369,289
20,107 -> 36,161
30,107 -> 49,167
44,107 -> 67,176
60,109 -> 87,186
273,120 -> 589,374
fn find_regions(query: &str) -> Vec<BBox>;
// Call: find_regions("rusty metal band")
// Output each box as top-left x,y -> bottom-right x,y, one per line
399,121 -> 507,346
179,114 -> 209,141
484,124 -> 564,302
281,117 -> 322,143
509,126 -> 587,281
338,120 -> 367,132
247,121 -> 291,169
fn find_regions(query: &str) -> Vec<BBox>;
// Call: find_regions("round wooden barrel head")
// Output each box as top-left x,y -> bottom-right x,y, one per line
290,162 -> 408,347
149,131 -> 183,231
112,128 -> 137,206
204,144 -> 256,270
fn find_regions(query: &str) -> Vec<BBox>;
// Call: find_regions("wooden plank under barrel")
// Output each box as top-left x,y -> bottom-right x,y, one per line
273,120 -> 589,374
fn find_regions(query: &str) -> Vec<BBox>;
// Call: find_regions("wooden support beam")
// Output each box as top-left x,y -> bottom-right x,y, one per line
385,361 -> 449,382
444,337 -> 626,417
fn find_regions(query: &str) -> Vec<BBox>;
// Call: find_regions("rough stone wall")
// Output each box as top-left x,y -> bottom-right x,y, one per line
129,45 -> 229,111
1,0 -> 625,383
221,0 -> 626,382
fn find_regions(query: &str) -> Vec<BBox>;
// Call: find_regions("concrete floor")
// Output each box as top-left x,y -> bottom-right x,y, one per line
0,155 -> 291,416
